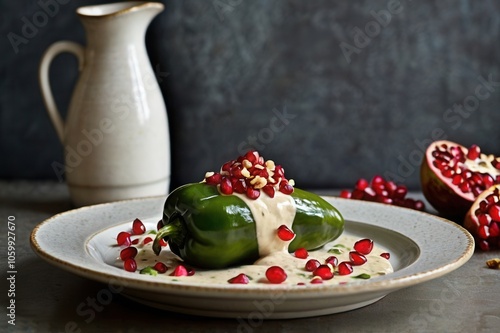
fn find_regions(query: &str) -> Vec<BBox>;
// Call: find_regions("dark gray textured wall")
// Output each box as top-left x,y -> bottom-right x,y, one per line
1,0 -> 500,191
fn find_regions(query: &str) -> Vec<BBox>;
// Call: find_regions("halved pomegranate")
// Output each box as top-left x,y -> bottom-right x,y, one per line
464,185 -> 500,251
421,140 -> 500,218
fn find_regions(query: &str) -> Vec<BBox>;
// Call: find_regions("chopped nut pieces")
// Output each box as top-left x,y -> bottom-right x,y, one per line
486,258 -> 500,269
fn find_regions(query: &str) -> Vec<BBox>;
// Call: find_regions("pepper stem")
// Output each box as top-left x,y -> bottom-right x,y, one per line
153,213 -> 185,255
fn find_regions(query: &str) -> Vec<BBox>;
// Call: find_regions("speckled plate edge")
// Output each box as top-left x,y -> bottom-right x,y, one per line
30,196 -> 474,300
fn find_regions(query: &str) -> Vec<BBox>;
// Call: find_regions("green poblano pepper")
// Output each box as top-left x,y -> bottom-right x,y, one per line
153,183 -> 344,269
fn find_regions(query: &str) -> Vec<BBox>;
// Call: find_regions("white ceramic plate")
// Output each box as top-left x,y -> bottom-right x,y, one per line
30,196 -> 474,319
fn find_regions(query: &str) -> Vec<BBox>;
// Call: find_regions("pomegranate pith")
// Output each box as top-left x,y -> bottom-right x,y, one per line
421,140 -> 500,218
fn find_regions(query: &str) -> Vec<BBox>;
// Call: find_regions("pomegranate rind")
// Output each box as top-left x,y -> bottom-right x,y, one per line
421,154 -> 473,219
464,184 -> 500,251
421,140 -> 478,219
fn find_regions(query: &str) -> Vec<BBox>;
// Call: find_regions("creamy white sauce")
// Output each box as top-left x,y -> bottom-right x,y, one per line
116,232 -> 393,286
232,191 -> 296,257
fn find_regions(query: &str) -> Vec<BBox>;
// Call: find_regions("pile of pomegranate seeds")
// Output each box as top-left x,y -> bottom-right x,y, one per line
204,151 -> 294,199
431,143 -> 500,197
340,175 -> 425,211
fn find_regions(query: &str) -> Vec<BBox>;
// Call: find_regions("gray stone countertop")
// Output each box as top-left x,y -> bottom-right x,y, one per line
1,180 -> 499,333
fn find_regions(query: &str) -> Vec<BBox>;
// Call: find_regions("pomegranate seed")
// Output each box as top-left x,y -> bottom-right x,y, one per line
262,185 -> 275,198
363,187 -> 377,201
279,184 -> 294,195
294,248 -> 308,259
205,172 -> 222,185
131,239 -> 139,245
325,256 -> 338,267
245,151 -> 258,164
349,251 -> 367,265
452,174 -> 463,185
158,238 -> 168,247
277,225 -> 295,241
274,165 -> 285,178
220,177 -> 233,195
246,187 -> 260,199
477,225 -> 490,239
385,181 -> 397,195
143,237 -> 153,245
478,213 -> 492,226
305,259 -> 321,272
467,144 -> 481,160
339,190 -> 351,198
488,205 -> 500,221
355,178 -> 369,190
337,262 -> 353,275
353,238 -> 373,255
414,200 -> 425,211
153,262 -> 168,273
485,194 -> 499,205
187,268 -> 196,276
489,222 -> 500,237
380,252 -> 391,259
170,265 -> 188,277
123,258 -> 137,272
222,160 -> 234,172
233,179 -> 247,193
116,231 -> 131,246
228,273 -> 250,284
265,266 -> 287,284
132,218 -> 146,235
351,189 -> 364,199
459,182 -> 471,193
156,220 -> 163,231
313,265 -> 334,280
492,158 -> 500,170
478,240 -> 490,251
394,186 -> 407,199
120,246 -> 138,260
371,175 -> 385,187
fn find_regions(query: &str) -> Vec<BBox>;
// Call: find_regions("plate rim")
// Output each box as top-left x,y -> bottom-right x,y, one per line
30,195 -> 475,299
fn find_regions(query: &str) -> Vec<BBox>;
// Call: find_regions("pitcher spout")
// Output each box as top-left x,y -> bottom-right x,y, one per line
77,1 -> 164,47
77,1 -> 164,19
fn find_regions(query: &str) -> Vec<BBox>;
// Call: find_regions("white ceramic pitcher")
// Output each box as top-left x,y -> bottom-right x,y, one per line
39,1 -> 170,207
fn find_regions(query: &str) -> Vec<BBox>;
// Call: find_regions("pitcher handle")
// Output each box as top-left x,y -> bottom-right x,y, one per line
39,41 -> 85,143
